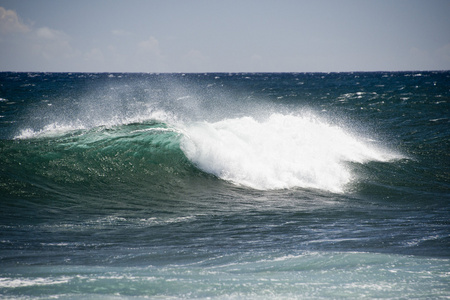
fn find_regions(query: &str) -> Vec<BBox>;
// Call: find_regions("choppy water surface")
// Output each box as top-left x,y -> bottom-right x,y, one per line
1,72 -> 449,299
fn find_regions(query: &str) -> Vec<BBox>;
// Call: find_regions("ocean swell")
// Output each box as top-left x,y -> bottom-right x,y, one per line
9,109 -> 403,194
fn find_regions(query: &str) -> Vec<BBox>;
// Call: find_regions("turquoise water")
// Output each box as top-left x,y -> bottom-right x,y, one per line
1,72 -> 449,298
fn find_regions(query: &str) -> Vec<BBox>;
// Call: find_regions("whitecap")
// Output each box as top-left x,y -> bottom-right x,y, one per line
181,113 -> 402,193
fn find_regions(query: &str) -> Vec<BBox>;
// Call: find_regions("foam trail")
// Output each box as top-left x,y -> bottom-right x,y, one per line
181,113 -> 400,193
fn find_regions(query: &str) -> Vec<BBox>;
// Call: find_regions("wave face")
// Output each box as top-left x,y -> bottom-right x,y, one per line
4,112 -> 398,198
0,72 -> 449,299
4,73 -> 405,195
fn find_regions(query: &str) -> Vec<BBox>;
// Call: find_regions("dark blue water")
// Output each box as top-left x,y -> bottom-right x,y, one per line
1,72 -> 449,299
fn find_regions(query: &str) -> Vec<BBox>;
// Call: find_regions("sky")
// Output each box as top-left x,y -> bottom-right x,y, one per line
0,0 -> 449,73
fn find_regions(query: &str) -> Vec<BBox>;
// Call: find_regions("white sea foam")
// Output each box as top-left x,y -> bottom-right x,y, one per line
181,113 -> 401,193
0,276 -> 71,288
14,122 -> 87,139
130,127 -> 183,134
14,109 -> 176,140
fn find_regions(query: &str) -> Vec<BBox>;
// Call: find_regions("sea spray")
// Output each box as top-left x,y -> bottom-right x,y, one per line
181,113 -> 400,192
14,108 -> 178,140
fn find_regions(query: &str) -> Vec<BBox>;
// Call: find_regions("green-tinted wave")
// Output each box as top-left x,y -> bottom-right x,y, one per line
0,121 -> 214,206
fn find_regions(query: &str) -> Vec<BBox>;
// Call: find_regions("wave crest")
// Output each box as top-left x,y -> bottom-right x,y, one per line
181,113 -> 401,193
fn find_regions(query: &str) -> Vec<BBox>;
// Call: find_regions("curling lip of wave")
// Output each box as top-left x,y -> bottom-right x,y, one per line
181,113 -> 403,193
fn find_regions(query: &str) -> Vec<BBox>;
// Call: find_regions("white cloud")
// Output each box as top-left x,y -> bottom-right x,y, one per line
36,27 -> 63,40
137,36 -> 161,56
111,29 -> 132,37
0,6 -> 30,34
31,27 -> 79,61
0,6 -> 82,71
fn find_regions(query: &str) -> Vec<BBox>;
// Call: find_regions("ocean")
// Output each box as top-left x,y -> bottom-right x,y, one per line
0,72 -> 449,299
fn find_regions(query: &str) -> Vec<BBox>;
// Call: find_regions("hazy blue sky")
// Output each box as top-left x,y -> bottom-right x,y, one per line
1,0 -> 449,72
